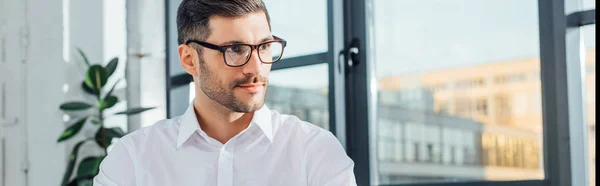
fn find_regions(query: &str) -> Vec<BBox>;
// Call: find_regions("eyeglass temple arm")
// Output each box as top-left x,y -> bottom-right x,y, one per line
185,40 -> 223,52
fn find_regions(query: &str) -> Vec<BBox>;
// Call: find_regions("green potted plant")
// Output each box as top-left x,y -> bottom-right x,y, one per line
57,49 -> 154,186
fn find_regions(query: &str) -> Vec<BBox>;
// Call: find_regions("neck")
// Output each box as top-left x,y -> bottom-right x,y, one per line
193,92 -> 254,144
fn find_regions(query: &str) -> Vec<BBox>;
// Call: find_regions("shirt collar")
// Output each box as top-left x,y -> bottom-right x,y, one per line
252,104 -> 274,142
176,103 -> 274,149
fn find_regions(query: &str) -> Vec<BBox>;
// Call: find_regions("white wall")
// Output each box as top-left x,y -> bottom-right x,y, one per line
1,0 -> 31,185
26,0 -> 68,184
1,0 -> 67,185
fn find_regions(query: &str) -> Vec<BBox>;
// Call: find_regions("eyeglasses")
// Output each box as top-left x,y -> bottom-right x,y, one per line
185,36 -> 287,67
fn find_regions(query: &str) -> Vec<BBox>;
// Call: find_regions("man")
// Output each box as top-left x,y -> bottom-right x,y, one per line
93,0 -> 356,185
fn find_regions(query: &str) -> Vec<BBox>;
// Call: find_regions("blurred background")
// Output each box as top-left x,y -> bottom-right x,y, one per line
0,0 -> 595,186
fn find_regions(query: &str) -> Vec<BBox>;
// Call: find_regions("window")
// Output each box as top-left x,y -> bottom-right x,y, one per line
414,143 -> 421,162
267,64 -> 330,130
464,147 -> 472,165
455,98 -> 472,117
449,146 -> 456,165
476,98 -> 488,116
263,0 -> 328,58
370,0 -> 543,184
582,13 -> 596,186
455,78 -> 485,89
480,134 -> 541,169
427,144 -> 434,163
495,73 -> 527,84
495,94 -> 513,125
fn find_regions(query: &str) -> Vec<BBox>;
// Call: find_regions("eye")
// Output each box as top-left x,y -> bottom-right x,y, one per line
260,43 -> 272,51
229,45 -> 245,54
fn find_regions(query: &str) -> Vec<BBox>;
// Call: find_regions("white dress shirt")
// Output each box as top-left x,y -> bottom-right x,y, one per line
93,103 -> 356,186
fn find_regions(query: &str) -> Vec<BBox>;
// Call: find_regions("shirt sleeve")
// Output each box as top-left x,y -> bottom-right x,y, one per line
93,138 -> 137,186
305,131 -> 357,186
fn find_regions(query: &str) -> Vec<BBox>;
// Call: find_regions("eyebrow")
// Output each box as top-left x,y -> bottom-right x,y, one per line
220,36 -> 274,46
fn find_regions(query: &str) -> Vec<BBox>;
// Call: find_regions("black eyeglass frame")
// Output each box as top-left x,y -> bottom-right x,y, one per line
185,35 -> 288,67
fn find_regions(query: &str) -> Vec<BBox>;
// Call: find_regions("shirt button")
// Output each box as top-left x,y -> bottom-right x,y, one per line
221,149 -> 230,156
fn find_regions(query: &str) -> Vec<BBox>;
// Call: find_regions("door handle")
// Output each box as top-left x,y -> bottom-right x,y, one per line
337,38 -> 361,73
347,47 -> 359,67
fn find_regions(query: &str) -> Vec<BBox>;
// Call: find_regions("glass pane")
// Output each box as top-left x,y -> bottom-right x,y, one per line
370,0 -> 543,184
581,4 -> 595,186
266,63 -> 330,130
263,0 -> 328,59
583,24 -> 596,186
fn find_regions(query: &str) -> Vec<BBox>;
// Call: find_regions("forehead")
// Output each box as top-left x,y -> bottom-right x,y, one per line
206,12 -> 271,45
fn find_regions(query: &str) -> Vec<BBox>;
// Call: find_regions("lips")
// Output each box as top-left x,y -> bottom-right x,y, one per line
236,84 -> 265,92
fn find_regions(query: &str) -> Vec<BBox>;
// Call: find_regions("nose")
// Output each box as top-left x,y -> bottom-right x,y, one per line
242,49 -> 263,76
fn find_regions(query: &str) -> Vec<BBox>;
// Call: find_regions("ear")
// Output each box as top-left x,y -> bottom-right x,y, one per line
178,44 -> 199,77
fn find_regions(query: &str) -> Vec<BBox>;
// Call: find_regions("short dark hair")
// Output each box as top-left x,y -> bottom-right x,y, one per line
176,0 -> 271,45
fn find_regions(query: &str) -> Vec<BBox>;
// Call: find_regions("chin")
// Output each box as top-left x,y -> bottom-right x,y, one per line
233,93 -> 266,112
246,101 -> 265,111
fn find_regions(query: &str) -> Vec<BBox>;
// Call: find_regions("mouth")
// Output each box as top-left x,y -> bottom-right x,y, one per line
235,83 -> 265,93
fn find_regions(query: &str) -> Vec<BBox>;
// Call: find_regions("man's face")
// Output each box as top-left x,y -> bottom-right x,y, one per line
195,12 -> 272,113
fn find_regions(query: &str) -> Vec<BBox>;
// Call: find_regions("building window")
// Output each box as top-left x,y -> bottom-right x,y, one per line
427,144 -> 434,163
476,78 -> 485,87
414,143 -> 420,162
455,98 -> 472,117
434,83 -> 447,91
494,73 -> 527,84
464,147 -> 473,165
450,146 -> 456,165
495,95 -> 512,125
476,98 -> 488,116
454,78 -> 485,89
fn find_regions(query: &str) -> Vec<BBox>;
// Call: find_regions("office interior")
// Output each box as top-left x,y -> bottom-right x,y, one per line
0,0 -> 596,185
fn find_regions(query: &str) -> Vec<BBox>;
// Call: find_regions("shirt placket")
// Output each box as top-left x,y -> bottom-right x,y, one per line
217,138 -> 236,186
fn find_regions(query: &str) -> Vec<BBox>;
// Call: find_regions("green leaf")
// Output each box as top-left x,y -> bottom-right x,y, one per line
59,102 -> 93,111
95,127 -> 125,148
76,48 -> 91,67
91,119 -> 101,125
81,81 -> 99,96
57,117 -> 88,142
114,107 -> 155,116
61,140 -> 88,186
104,79 -> 121,99
74,156 -> 105,181
84,65 -> 109,90
104,57 -> 118,77
99,96 -> 118,110
75,179 -> 93,186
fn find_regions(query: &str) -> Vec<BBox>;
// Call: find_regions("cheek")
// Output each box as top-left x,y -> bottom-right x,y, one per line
261,65 -> 272,76
209,67 -> 237,88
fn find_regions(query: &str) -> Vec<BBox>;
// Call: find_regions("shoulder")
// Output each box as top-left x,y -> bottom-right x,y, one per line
117,117 -> 180,151
270,110 -> 339,148
269,110 -> 354,183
